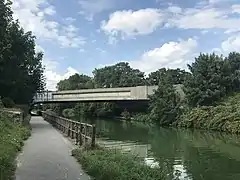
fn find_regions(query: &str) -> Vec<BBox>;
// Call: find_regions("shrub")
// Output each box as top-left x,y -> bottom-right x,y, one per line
176,93 -> 240,133
121,109 -> 131,120
0,112 -> 30,180
72,148 -> 167,180
132,113 -> 150,122
62,108 -> 75,118
2,97 -> 15,108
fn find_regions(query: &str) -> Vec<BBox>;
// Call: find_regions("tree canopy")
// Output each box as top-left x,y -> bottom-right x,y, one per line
57,73 -> 94,90
184,53 -> 240,107
147,68 -> 190,86
0,0 -> 45,104
93,62 -> 146,88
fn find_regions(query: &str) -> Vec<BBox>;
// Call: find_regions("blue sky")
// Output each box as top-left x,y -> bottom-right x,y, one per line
12,0 -> 240,90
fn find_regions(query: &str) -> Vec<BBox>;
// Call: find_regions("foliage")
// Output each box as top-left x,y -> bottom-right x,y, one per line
176,93 -> 240,133
53,51 -> 240,132
120,109 -> 131,120
147,68 -> 190,85
1,97 -> 15,108
93,62 -> 146,88
148,82 -> 183,125
62,108 -> 75,118
57,73 -> 94,90
0,112 -> 30,180
0,1 -> 45,104
132,113 -> 151,122
72,148 -> 167,180
184,53 -> 239,107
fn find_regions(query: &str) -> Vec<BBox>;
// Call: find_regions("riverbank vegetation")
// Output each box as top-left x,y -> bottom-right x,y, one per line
0,1 -> 44,178
176,93 -> 240,133
72,147 -> 167,180
0,112 -> 31,180
47,52 -> 240,133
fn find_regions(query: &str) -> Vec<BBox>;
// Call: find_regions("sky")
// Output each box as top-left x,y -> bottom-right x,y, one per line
11,0 -> 240,90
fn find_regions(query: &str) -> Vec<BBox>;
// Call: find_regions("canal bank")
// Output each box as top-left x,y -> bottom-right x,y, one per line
75,116 -> 240,180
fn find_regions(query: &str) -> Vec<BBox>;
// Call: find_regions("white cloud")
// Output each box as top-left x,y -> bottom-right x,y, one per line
232,4 -> 240,13
221,33 -> 240,52
208,0 -> 233,4
78,0 -> 115,21
167,6 -> 182,14
101,2 -> 240,41
12,0 -> 85,48
201,30 -> 209,34
35,45 -> 78,90
43,59 -> 79,90
168,7 -> 240,31
129,38 -> 198,73
43,5 -> 56,15
65,17 -> 76,23
101,9 -> 165,39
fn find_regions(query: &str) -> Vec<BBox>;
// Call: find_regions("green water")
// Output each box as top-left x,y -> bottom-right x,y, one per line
76,117 -> 240,180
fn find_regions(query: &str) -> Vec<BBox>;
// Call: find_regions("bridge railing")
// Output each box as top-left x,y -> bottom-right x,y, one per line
42,111 -> 96,147
33,91 -> 54,103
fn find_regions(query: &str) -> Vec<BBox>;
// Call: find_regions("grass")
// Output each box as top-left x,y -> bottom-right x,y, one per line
176,93 -> 240,133
72,147 -> 167,180
0,112 -> 31,180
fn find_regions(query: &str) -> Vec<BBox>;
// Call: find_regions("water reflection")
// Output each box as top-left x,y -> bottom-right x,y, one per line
76,117 -> 240,180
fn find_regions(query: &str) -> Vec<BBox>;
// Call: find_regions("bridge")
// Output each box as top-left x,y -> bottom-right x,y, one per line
32,86 -> 158,104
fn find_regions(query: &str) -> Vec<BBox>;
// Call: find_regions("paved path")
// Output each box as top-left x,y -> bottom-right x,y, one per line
15,116 -> 90,180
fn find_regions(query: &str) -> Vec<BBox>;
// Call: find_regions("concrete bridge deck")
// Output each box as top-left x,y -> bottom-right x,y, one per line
33,86 -> 158,104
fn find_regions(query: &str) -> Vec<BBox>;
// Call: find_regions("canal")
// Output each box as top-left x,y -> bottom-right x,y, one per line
76,117 -> 240,180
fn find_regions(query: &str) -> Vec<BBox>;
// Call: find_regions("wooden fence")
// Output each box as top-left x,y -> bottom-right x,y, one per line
42,111 -> 96,147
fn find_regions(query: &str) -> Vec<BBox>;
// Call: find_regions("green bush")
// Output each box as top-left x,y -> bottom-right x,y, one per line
132,113 -> 150,122
0,112 -> 30,180
121,109 -> 131,120
2,97 -> 15,108
176,93 -> 240,133
62,108 -> 75,118
72,148 -> 167,180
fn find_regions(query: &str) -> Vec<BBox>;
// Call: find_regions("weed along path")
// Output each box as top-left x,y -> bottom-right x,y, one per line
15,116 -> 90,180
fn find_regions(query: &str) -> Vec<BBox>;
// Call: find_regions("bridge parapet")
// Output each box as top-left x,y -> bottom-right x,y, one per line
33,86 -> 158,103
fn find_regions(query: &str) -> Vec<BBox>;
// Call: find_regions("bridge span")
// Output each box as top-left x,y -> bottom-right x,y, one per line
33,86 -> 158,104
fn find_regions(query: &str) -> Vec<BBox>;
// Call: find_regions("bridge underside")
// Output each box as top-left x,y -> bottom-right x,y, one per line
32,100 -> 150,114
32,99 -> 149,104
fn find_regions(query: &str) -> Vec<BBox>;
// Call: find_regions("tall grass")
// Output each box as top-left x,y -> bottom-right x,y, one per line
72,147 -> 167,180
0,112 -> 31,180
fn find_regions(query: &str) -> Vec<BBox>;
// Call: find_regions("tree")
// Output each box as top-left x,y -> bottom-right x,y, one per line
148,81 -> 182,125
93,62 -> 146,88
0,1 -> 45,104
57,73 -> 94,90
184,53 -> 233,107
227,52 -> 240,91
147,68 -> 190,86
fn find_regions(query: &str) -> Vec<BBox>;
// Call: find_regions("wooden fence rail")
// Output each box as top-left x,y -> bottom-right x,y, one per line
42,111 -> 96,147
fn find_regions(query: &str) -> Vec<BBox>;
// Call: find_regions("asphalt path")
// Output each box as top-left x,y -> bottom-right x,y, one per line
15,116 -> 90,180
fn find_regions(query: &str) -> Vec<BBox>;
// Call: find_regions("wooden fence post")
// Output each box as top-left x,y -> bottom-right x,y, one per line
79,124 -> 83,146
75,125 -> 79,145
84,124 -> 87,145
68,123 -> 71,137
71,122 -> 74,139
91,124 -> 96,148
63,119 -> 66,133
